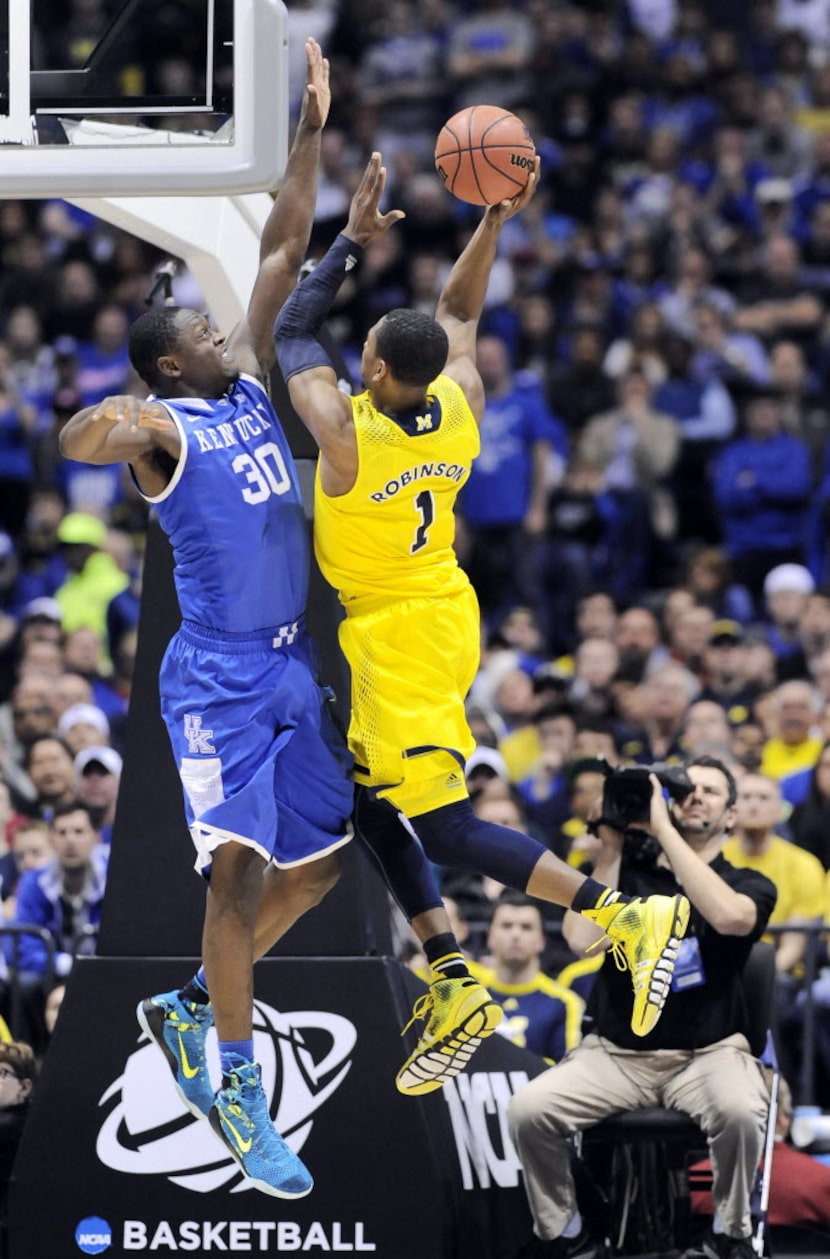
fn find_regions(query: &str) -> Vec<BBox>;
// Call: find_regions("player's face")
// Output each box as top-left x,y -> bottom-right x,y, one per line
168,310 -> 237,396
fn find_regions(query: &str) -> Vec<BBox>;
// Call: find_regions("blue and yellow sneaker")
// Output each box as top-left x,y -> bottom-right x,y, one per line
582,892 -> 690,1037
136,990 -> 215,1118
209,1061 -> 313,1199
396,976 -> 504,1096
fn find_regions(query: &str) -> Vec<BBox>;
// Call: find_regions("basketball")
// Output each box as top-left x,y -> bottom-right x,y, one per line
434,105 -> 536,207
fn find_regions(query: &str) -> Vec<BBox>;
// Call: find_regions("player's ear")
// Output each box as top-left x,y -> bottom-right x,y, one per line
157,354 -> 181,379
371,357 -> 388,384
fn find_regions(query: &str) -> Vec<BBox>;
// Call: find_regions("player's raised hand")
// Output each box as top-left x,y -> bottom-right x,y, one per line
90,395 -> 175,432
485,155 -> 541,225
344,153 -> 406,249
301,37 -> 330,131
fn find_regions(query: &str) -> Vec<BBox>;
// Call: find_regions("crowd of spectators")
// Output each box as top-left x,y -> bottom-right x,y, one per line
1,0 -> 830,1131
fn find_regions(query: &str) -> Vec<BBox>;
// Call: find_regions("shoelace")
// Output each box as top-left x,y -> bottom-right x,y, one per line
401,993 -> 434,1037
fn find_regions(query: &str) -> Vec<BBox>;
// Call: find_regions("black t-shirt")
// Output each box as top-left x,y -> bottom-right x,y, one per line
585,852 -> 778,1051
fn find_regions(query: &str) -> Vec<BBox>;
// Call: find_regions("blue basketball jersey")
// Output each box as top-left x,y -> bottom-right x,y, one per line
139,374 -> 309,632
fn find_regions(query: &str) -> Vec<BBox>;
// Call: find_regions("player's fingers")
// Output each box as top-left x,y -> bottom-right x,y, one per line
379,210 -> 406,228
357,152 -> 382,198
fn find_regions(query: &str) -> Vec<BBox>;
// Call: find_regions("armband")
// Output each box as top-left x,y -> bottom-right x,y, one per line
275,234 -> 364,381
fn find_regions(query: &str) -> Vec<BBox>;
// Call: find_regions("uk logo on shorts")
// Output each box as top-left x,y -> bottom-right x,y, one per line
184,714 -> 216,755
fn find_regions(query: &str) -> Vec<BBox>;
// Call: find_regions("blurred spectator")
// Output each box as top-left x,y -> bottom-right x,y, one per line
517,704 -> 576,848
578,367 -> 680,560
733,235 -> 822,345
457,335 -> 564,624
0,347 -> 37,541
604,301 -> 669,388
699,620 -> 757,726
623,660 -> 700,763
747,85 -> 813,178
358,2 -> 447,163
761,679 -> 824,779
468,892 -> 584,1062
554,756 -> 609,872
13,801 -> 107,1047
681,699 -> 734,761
763,564 -> 816,678
726,773 -> 825,963
73,745 -> 121,846
713,388 -> 812,609
730,720 -> 768,774
0,817 -> 53,921
690,1072 -> 830,1242
724,771 -> 824,1083
53,513 -> 128,648
56,703 -> 109,756
691,302 -> 769,388
541,458 -> 619,654
0,1041 -> 37,1230
613,605 -> 667,679
653,331 -> 735,541
545,325 -> 616,433
0,676 -> 58,808
446,0 -> 534,112
787,740 -> 830,864
668,603 -> 715,676
768,339 -> 830,472
683,547 -> 754,624
23,734 -> 77,821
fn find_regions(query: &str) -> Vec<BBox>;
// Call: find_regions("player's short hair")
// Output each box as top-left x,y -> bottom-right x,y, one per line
376,309 -> 449,387
128,307 -> 183,390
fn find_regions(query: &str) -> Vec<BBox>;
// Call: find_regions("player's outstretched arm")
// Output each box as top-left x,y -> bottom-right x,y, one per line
227,37 -> 331,377
59,395 -> 179,467
275,153 -> 405,491
437,157 -> 540,421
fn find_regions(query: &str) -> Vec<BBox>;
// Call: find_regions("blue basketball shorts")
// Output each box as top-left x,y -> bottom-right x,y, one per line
159,618 -> 354,877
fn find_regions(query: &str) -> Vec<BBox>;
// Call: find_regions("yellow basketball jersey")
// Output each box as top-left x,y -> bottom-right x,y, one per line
315,374 -> 480,613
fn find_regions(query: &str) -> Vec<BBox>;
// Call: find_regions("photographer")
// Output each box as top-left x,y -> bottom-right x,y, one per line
508,756 -> 778,1259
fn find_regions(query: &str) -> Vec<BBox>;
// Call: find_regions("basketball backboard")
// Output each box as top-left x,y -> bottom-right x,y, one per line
0,0 -> 288,196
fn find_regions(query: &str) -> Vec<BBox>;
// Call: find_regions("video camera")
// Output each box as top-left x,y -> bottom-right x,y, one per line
601,764 -> 694,831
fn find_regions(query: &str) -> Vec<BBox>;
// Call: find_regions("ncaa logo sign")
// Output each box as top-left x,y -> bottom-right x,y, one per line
96,1000 -> 356,1192
75,1216 -> 112,1254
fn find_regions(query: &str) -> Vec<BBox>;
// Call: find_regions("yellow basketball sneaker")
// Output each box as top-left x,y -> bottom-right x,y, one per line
396,976 -> 504,1096
582,891 -> 690,1036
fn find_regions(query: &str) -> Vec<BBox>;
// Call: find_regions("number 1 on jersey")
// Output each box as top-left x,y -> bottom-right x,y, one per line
411,489 -> 435,554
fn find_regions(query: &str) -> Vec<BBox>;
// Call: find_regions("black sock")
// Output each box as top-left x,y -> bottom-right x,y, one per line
571,879 -> 632,913
423,932 -> 469,980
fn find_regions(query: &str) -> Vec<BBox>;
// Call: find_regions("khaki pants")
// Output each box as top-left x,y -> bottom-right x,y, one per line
507,1032 -> 769,1241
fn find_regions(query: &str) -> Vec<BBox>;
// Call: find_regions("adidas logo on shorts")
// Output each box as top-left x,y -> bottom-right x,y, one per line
445,771 -> 463,789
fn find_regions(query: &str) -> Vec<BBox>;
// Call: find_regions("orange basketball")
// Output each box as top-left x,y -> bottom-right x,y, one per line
434,105 -> 536,206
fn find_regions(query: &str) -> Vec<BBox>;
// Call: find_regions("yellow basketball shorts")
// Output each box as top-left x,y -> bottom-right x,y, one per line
339,586 -> 480,816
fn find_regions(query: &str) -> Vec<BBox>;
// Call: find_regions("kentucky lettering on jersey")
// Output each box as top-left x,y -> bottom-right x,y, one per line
315,374 -> 479,613
133,374 -> 309,633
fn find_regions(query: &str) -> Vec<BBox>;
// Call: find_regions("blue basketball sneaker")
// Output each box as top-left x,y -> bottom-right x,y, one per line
137,990 -> 215,1119
209,1061 -> 313,1199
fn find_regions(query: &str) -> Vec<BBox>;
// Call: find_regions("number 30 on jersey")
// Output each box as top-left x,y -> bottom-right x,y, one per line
232,442 -> 291,504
